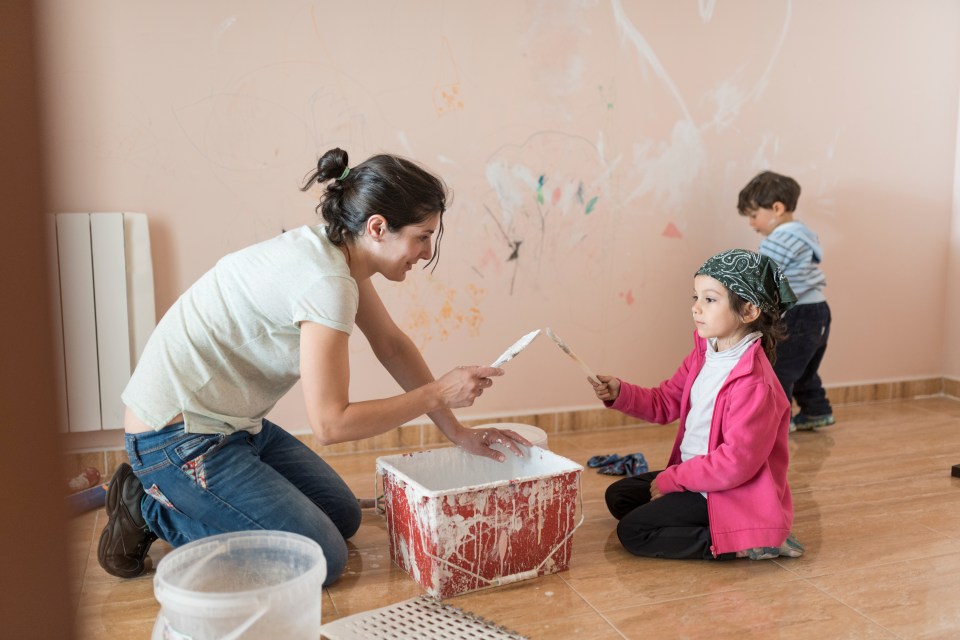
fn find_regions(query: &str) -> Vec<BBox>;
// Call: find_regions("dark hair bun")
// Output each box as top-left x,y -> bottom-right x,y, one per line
316,148 -> 349,183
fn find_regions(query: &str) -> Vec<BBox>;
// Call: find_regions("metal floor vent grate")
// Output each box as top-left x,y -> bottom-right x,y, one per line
319,595 -> 529,640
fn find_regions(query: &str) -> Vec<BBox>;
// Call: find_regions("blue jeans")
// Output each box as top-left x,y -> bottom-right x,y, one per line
775,301 -> 833,417
125,419 -> 361,586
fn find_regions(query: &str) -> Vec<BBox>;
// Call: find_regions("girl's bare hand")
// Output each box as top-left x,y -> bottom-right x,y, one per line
591,374 -> 621,402
650,480 -> 662,501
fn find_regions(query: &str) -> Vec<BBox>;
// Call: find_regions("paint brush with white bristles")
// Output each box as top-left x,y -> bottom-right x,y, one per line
545,327 -> 600,384
490,329 -> 541,367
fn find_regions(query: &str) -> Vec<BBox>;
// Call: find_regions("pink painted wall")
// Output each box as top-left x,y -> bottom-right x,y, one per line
947,84 -> 960,379
36,1 -> 960,434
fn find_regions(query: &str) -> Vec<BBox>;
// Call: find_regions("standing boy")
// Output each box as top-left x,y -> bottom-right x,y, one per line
738,171 -> 834,431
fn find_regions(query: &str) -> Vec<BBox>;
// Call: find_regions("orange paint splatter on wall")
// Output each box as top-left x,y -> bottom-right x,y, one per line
434,83 -> 464,115
403,282 -> 487,349
439,300 -> 454,320
433,38 -> 465,116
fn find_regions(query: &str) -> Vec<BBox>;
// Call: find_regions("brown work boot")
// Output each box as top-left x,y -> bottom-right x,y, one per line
97,463 -> 157,578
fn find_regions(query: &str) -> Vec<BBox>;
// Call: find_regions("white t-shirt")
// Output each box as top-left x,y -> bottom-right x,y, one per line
122,225 -> 359,434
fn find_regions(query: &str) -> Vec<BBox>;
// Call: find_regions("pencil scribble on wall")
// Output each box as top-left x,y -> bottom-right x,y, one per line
476,131 -> 610,296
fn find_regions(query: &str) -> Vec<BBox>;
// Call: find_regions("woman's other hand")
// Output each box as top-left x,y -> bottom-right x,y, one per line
454,426 -> 532,462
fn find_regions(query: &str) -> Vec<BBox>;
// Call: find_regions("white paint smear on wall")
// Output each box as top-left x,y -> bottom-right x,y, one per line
610,0 -> 692,123
539,55 -> 585,97
708,79 -> 747,132
485,159 -> 538,226
628,120 -> 707,209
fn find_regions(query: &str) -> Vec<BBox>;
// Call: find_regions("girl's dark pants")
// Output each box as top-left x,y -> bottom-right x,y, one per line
605,471 -> 733,560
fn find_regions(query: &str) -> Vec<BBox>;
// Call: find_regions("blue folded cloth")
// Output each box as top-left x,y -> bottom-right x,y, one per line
587,454 -> 622,468
596,452 -> 648,477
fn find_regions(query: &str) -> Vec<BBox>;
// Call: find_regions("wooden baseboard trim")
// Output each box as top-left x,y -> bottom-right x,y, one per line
62,376 -> 960,475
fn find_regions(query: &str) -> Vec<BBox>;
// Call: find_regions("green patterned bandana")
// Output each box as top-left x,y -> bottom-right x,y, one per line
696,249 -> 797,315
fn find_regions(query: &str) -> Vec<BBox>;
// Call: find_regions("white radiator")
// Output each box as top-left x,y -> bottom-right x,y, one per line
48,213 -> 156,432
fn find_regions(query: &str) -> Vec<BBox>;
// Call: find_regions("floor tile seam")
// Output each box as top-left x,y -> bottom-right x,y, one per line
794,494 -> 960,512
832,395 -> 951,410
70,591 -> 84,629
790,484 -> 957,500
561,567 -> 805,615
612,585 -> 896,640
790,462 -> 960,478
910,398 -> 960,416
798,575 -> 906,639
555,572 -> 629,639
914,522 -> 957,539
323,588 -> 341,619
798,545 -> 960,582
907,411 -> 960,425
74,511 -> 103,607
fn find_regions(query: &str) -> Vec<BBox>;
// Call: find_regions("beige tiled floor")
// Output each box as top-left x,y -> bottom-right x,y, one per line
71,397 -> 960,638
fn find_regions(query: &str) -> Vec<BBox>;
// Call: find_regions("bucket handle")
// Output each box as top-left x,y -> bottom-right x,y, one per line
157,603 -> 269,640
418,474 -> 585,590
220,603 -> 270,640
373,471 -> 386,515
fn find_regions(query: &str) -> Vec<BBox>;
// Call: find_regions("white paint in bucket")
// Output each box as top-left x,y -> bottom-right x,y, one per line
473,422 -> 549,450
151,530 -> 326,640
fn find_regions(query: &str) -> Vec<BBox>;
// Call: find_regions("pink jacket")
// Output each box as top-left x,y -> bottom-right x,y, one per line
610,332 -> 793,555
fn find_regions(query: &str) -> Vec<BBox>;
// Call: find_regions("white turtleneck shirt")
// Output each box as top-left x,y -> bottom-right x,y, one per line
680,331 -> 763,468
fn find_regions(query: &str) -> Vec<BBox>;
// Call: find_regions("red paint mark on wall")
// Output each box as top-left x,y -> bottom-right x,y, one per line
662,222 -> 683,239
479,247 -> 501,274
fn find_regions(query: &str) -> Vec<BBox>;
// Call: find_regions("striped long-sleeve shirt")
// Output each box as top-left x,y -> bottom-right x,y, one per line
758,220 -> 826,305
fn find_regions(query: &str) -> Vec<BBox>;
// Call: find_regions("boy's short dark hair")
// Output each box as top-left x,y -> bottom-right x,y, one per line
737,171 -> 801,214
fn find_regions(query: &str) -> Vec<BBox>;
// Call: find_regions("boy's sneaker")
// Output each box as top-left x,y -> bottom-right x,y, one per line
97,463 -> 157,578
790,413 -> 836,432
778,533 -> 804,558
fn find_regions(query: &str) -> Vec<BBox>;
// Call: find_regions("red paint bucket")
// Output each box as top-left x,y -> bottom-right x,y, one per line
377,447 -> 582,599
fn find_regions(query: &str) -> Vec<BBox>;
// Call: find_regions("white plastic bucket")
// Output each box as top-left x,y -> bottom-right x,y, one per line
472,422 -> 549,449
152,531 -> 326,640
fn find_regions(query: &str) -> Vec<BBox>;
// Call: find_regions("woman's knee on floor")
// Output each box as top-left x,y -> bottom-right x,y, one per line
281,510 -> 354,585
336,498 -> 362,541
318,535 -> 350,586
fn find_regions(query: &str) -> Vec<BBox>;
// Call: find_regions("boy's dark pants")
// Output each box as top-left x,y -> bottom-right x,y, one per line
605,472 -> 729,560
775,301 -> 832,417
